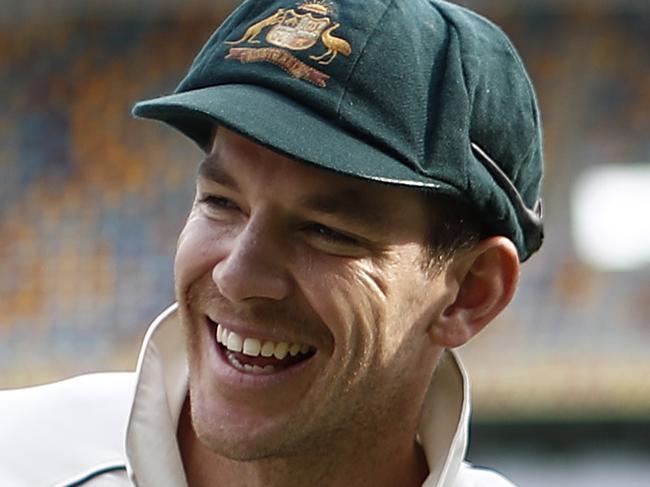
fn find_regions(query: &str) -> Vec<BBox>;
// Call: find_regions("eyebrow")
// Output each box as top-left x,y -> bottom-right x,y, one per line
197,156 -> 239,190
298,189 -> 388,232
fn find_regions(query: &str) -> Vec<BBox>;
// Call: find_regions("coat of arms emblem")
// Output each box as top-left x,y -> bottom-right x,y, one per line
266,11 -> 331,51
225,1 -> 352,87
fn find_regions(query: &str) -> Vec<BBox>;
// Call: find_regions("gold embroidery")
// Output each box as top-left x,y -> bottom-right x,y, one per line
226,47 -> 330,87
309,23 -> 351,65
225,9 -> 287,45
224,2 -> 352,88
266,12 -> 331,51
298,1 -> 333,16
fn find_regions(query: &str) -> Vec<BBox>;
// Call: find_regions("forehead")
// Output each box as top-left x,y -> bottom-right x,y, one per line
200,128 -> 432,224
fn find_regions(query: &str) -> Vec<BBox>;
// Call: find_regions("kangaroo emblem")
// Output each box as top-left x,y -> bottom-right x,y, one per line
226,9 -> 287,45
309,23 -> 351,65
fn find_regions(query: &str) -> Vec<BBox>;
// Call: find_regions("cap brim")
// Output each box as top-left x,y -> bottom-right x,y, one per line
133,84 -> 460,195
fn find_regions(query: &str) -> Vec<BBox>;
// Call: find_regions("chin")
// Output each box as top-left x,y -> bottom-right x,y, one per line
187,382 -> 309,462
192,396 -> 302,462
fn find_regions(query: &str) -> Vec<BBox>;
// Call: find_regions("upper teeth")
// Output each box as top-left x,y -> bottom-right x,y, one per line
216,324 -> 312,360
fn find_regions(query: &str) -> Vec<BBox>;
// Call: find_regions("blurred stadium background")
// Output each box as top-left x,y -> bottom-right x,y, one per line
1,0 -> 649,485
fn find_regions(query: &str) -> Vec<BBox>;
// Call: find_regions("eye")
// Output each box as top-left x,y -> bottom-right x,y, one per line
307,223 -> 360,247
199,194 -> 239,211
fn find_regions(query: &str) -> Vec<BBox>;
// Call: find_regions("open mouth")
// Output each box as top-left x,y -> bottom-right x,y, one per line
211,320 -> 316,375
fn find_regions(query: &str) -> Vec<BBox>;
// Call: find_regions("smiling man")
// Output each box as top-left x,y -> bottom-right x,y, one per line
1,1 -> 543,486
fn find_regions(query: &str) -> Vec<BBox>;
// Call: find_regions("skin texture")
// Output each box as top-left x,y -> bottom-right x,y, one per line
174,128 -> 520,487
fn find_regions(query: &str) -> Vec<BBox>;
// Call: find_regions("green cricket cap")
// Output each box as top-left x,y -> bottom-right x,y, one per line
133,0 -> 544,260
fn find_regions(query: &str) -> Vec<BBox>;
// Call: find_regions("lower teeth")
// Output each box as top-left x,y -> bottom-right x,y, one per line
226,351 -> 276,374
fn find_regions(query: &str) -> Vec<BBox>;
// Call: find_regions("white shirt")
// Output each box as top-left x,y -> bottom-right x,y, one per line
0,304 -> 516,487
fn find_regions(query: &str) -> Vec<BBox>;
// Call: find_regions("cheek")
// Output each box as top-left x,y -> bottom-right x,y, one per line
303,251 -> 436,367
174,211 -> 231,297
300,257 -> 391,365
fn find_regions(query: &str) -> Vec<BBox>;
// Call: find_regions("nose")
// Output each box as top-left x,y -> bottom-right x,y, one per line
212,218 -> 293,303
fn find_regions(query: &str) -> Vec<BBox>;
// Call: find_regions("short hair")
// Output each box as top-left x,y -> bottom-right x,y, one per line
421,194 -> 485,274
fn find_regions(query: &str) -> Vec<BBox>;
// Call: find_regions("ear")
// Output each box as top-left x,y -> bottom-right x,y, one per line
428,236 -> 520,348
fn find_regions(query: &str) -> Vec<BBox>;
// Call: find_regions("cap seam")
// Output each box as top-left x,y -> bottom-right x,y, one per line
514,132 -> 538,198
334,0 -> 397,115
443,14 -> 472,194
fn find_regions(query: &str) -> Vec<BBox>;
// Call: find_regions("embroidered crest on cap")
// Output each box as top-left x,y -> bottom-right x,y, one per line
225,1 -> 351,88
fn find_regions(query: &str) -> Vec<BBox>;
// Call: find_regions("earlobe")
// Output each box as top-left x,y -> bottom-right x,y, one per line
428,237 -> 520,348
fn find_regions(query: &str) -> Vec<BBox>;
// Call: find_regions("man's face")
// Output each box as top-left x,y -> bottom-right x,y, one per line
175,128 -> 454,460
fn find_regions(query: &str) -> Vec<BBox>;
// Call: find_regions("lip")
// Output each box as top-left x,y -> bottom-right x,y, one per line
205,316 -> 317,390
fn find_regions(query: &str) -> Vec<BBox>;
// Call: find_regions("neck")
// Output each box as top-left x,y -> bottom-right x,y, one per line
177,398 -> 429,487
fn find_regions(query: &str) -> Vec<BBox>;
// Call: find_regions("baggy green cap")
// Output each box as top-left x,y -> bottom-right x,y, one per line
133,0 -> 544,260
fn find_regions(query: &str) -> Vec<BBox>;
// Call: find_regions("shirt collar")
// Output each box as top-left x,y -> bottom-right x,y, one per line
125,304 -> 470,487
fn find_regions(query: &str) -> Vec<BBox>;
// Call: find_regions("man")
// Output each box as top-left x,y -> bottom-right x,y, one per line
1,0 -> 543,486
